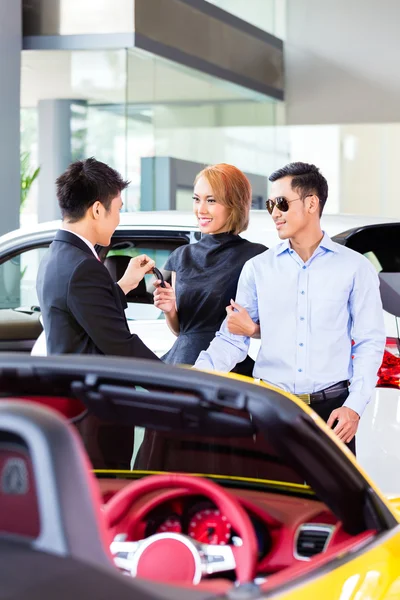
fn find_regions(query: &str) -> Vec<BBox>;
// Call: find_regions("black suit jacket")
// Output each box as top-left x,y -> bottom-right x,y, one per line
36,230 -> 159,360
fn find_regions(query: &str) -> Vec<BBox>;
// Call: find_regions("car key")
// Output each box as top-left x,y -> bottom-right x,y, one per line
153,266 -> 166,288
139,258 -> 166,288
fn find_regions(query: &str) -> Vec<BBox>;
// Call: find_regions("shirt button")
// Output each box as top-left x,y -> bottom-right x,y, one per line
299,343 -> 304,347
300,317 -> 305,321
298,368 -> 303,372
302,265 -> 306,269
300,291 -> 305,295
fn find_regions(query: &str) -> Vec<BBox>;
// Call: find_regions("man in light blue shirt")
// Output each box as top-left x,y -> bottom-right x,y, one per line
195,162 -> 386,453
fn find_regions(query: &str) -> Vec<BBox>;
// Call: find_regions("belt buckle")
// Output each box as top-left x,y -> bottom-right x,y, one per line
297,393 -> 311,405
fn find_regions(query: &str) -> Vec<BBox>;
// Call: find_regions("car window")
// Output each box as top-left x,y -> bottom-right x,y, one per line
341,224 -> 400,272
359,230 -> 400,317
363,251 -> 383,273
334,224 -> 400,317
105,240 -> 184,321
0,238 -> 185,319
0,246 -> 49,310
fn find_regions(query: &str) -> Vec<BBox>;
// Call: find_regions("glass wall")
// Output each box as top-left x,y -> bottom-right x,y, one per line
21,48 -> 130,223
21,44 -> 400,221
20,107 -> 38,220
126,49 -> 282,209
20,47 -> 282,220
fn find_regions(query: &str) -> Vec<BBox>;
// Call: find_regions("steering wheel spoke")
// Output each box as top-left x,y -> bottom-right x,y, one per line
200,543 -> 236,575
111,539 -> 140,574
111,534 -> 236,579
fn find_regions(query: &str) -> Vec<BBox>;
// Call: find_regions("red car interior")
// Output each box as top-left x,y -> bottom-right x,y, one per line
18,396 -> 86,421
0,399 -> 114,570
98,478 -> 370,578
105,474 -> 258,584
100,476 -> 377,593
0,396 -> 380,596
0,445 -> 40,538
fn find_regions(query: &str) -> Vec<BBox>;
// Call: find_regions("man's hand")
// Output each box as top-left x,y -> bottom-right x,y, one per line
226,300 -> 259,337
153,281 -> 176,313
326,406 -> 360,443
117,254 -> 155,295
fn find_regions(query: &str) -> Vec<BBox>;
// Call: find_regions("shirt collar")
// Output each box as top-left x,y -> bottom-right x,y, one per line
64,230 -> 99,258
318,232 -> 339,253
275,238 -> 291,256
275,231 -> 338,256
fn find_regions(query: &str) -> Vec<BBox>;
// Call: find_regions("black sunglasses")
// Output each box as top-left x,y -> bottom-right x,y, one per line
265,194 -> 312,215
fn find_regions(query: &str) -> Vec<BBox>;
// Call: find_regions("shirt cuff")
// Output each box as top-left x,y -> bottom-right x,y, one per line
343,392 -> 371,417
194,353 -> 215,371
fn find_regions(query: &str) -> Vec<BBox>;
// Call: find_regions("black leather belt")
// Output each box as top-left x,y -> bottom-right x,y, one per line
296,381 -> 349,405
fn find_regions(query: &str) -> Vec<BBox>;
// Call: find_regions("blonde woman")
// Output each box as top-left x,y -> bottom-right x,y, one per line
154,163 -> 266,375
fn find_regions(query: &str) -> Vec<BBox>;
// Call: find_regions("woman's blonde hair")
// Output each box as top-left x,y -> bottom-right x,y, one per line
194,163 -> 252,234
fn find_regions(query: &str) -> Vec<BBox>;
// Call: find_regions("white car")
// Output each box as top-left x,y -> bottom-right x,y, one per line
0,210 -> 399,493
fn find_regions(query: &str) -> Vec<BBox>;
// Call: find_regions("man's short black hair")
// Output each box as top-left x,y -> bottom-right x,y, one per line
56,157 -> 129,222
269,162 -> 328,215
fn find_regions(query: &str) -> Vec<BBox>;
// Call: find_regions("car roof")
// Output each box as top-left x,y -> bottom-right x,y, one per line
1,210 -> 398,246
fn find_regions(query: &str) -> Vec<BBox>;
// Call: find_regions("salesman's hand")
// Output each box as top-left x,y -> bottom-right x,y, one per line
226,300 -> 259,337
327,406 -> 360,444
117,254 -> 155,295
153,281 -> 176,313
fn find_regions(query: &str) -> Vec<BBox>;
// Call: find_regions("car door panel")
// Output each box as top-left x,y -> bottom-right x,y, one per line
0,308 -> 43,352
28,232 -> 191,356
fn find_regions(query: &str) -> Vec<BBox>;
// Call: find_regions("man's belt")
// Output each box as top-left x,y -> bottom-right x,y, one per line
296,381 -> 349,405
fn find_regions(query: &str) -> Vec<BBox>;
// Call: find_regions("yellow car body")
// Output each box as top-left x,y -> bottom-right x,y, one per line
1,356 -> 400,600
183,372 -> 400,599
275,530 -> 400,599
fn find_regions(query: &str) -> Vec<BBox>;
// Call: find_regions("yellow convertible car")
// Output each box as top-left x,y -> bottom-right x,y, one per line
0,353 -> 399,600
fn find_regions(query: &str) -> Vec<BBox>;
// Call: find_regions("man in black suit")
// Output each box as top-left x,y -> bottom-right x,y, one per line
37,157 -> 159,360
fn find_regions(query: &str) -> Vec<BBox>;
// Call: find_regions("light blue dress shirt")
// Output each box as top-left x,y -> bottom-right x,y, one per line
195,233 -> 386,416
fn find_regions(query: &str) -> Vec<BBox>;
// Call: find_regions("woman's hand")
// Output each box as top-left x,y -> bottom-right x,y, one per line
226,300 -> 259,337
153,281 -> 176,313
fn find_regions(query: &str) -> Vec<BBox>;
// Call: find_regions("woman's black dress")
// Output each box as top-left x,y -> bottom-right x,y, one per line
162,232 -> 267,374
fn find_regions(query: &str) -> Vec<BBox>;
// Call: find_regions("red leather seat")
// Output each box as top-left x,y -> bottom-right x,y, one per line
0,400 -> 113,569
0,445 -> 40,538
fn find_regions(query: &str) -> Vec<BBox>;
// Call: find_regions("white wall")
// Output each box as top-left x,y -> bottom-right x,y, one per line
286,0 -> 400,124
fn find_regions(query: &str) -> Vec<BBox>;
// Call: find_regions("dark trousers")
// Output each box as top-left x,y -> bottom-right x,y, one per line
311,389 -> 356,455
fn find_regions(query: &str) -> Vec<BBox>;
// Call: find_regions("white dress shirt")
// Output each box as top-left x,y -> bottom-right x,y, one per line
195,233 -> 386,416
65,230 -> 99,259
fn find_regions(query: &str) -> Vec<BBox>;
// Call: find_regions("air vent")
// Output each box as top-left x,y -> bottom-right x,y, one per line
294,524 -> 334,560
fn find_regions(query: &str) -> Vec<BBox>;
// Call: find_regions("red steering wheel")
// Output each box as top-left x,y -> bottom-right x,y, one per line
104,474 -> 258,585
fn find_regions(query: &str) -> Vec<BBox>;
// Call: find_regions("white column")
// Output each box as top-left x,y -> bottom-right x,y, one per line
37,99 -> 73,222
0,0 -> 21,236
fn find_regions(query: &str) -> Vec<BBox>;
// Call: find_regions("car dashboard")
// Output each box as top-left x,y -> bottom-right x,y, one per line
98,478 -> 352,576
142,496 -> 271,558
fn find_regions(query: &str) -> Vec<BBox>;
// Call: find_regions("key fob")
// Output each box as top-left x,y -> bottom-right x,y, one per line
153,266 -> 166,288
